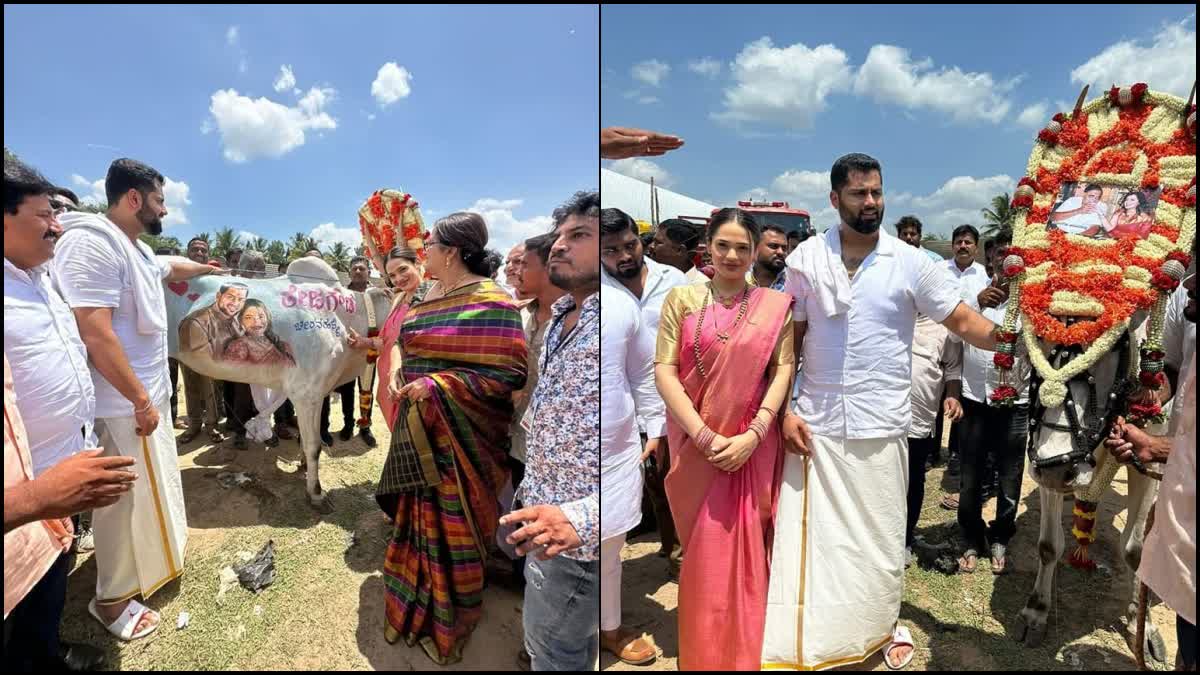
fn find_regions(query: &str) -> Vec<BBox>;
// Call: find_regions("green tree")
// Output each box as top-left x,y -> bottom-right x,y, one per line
139,234 -> 183,252
3,146 -> 17,163
921,232 -> 944,242
326,242 -> 351,272
78,202 -> 108,214
248,236 -> 271,252
981,192 -> 1016,241
212,227 -> 243,260
265,240 -> 288,265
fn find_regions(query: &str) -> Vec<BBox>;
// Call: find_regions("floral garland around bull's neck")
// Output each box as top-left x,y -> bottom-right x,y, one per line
358,189 -> 429,273
995,84 -> 1196,422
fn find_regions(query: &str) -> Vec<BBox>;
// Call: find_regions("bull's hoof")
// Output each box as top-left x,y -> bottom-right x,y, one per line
309,495 -> 334,515
1016,609 -> 1048,648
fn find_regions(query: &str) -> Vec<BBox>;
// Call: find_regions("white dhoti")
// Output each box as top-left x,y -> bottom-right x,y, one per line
92,394 -> 187,603
762,435 -> 908,670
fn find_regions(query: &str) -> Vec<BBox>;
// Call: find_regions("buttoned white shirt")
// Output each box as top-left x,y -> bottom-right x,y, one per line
909,315 -> 962,439
785,229 -> 962,439
600,285 -> 658,540
3,258 -> 95,476
962,298 -> 1031,406
945,258 -> 990,309
601,256 -> 687,437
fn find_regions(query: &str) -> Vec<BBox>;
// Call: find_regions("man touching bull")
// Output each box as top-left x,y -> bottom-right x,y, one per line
51,158 -> 223,641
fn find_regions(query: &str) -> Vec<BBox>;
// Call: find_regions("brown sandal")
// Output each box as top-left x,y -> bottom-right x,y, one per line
601,630 -> 657,665
940,493 -> 959,510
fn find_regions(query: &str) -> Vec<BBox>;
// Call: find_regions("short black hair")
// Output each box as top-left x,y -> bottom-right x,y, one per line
895,215 -> 923,236
105,158 -> 164,207
831,153 -> 882,193
51,186 -> 80,205
1084,183 -> 1104,195
524,232 -> 557,265
552,190 -> 600,229
952,224 -> 980,244
350,255 -> 370,268
3,156 -> 56,215
187,237 -> 208,249
600,208 -> 639,238
154,246 -> 174,255
707,208 -> 761,247
787,230 -> 802,241
218,282 -> 249,296
986,234 -> 1011,252
659,218 -> 702,251
761,224 -> 787,239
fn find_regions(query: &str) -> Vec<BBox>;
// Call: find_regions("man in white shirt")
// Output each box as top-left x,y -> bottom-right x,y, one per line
1106,267 -> 1196,671
1049,183 -> 1108,236
766,153 -> 999,670
942,225 -> 989,481
600,208 -> 687,582
503,243 -> 527,300
956,239 -> 1032,575
1164,279 -> 1196,398
3,156 -> 110,670
51,158 -> 223,640
598,283 -> 661,665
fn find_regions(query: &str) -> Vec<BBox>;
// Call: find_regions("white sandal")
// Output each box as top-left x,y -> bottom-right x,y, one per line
88,598 -> 160,641
884,625 -> 915,670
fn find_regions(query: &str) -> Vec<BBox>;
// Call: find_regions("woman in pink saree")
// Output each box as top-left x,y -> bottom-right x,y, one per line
654,208 -> 795,671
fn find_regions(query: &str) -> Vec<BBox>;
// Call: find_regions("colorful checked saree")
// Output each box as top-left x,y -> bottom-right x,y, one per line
377,279 -> 527,665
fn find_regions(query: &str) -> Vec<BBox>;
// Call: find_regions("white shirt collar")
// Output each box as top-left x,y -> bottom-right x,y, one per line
825,226 -> 897,258
3,257 -> 48,285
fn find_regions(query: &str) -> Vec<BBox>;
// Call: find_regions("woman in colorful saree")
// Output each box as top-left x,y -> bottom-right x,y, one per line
374,212 -> 528,665
654,208 -> 795,671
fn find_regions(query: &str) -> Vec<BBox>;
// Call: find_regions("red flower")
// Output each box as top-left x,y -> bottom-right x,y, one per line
1142,349 -> 1165,361
990,386 -> 1018,404
1151,270 -> 1180,292
1131,83 -> 1148,98
1038,129 -> 1059,145
1011,194 -> 1033,209
1166,251 -> 1192,268
1128,401 -> 1162,419
1140,371 -> 1166,388
1003,261 -> 1025,277
403,224 -> 420,240
994,330 -> 1019,344
994,353 -> 1015,369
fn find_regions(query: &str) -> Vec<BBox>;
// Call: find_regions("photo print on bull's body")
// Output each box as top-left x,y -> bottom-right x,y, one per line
176,280 -> 301,367
1047,181 -> 1162,240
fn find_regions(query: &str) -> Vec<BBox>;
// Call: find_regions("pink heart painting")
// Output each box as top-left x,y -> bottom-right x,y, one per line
168,281 -> 189,296
187,293 -> 200,301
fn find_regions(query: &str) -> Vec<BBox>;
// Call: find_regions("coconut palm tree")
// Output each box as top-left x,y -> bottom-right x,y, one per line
981,193 -> 1016,241
265,240 -> 288,265
326,242 -> 352,271
212,228 -> 243,259
248,236 -> 271,252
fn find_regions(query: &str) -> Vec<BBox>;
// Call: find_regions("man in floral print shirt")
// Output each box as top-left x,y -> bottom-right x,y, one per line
501,190 -> 600,671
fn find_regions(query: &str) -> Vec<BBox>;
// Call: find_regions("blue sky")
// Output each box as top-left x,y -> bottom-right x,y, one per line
602,5 -> 1196,237
5,4 -> 598,258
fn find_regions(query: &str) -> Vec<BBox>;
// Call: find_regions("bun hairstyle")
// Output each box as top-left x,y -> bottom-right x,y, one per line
432,212 -> 492,276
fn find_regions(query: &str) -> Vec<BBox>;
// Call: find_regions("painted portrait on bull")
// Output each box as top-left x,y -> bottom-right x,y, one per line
358,190 -> 529,665
164,257 -> 393,514
998,83 -> 1195,664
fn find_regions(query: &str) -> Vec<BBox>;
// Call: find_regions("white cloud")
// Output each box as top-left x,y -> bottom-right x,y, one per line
738,169 -> 837,225
236,230 -> 262,245
608,158 -> 675,188
161,177 -> 192,228
371,62 -> 413,107
73,173 -> 192,227
1015,102 -> 1050,129
464,198 -> 554,258
714,37 -> 854,130
207,87 -> 337,163
226,25 -> 248,74
273,65 -> 296,93
631,59 -> 670,87
200,119 -> 214,135
853,45 -> 1017,123
71,174 -> 106,204
688,57 -> 722,78
1071,18 -> 1196,97
309,222 -> 362,250
226,26 -> 239,46
367,113 -> 376,121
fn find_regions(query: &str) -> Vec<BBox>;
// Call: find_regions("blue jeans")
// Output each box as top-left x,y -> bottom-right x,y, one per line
522,554 -> 599,671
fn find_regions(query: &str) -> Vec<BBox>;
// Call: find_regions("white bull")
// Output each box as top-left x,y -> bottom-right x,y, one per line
164,257 -> 392,513
1017,319 -> 1166,663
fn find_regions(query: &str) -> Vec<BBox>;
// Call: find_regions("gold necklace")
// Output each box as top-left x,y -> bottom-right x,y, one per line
692,285 -> 750,380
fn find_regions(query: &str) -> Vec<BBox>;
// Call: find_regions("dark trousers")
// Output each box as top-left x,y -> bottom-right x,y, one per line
168,357 -> 179,422
958,399 -> 1028,551
906,435 -> 938,546
643,440 -> 680,564
3,554 -> 68,671
321,381 -> 357,433
226,382 -> 257,436
1180,615 -> 1197,670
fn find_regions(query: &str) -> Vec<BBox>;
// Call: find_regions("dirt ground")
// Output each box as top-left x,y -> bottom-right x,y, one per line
605,433 -> 1180,672
59,389 -> 531,671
